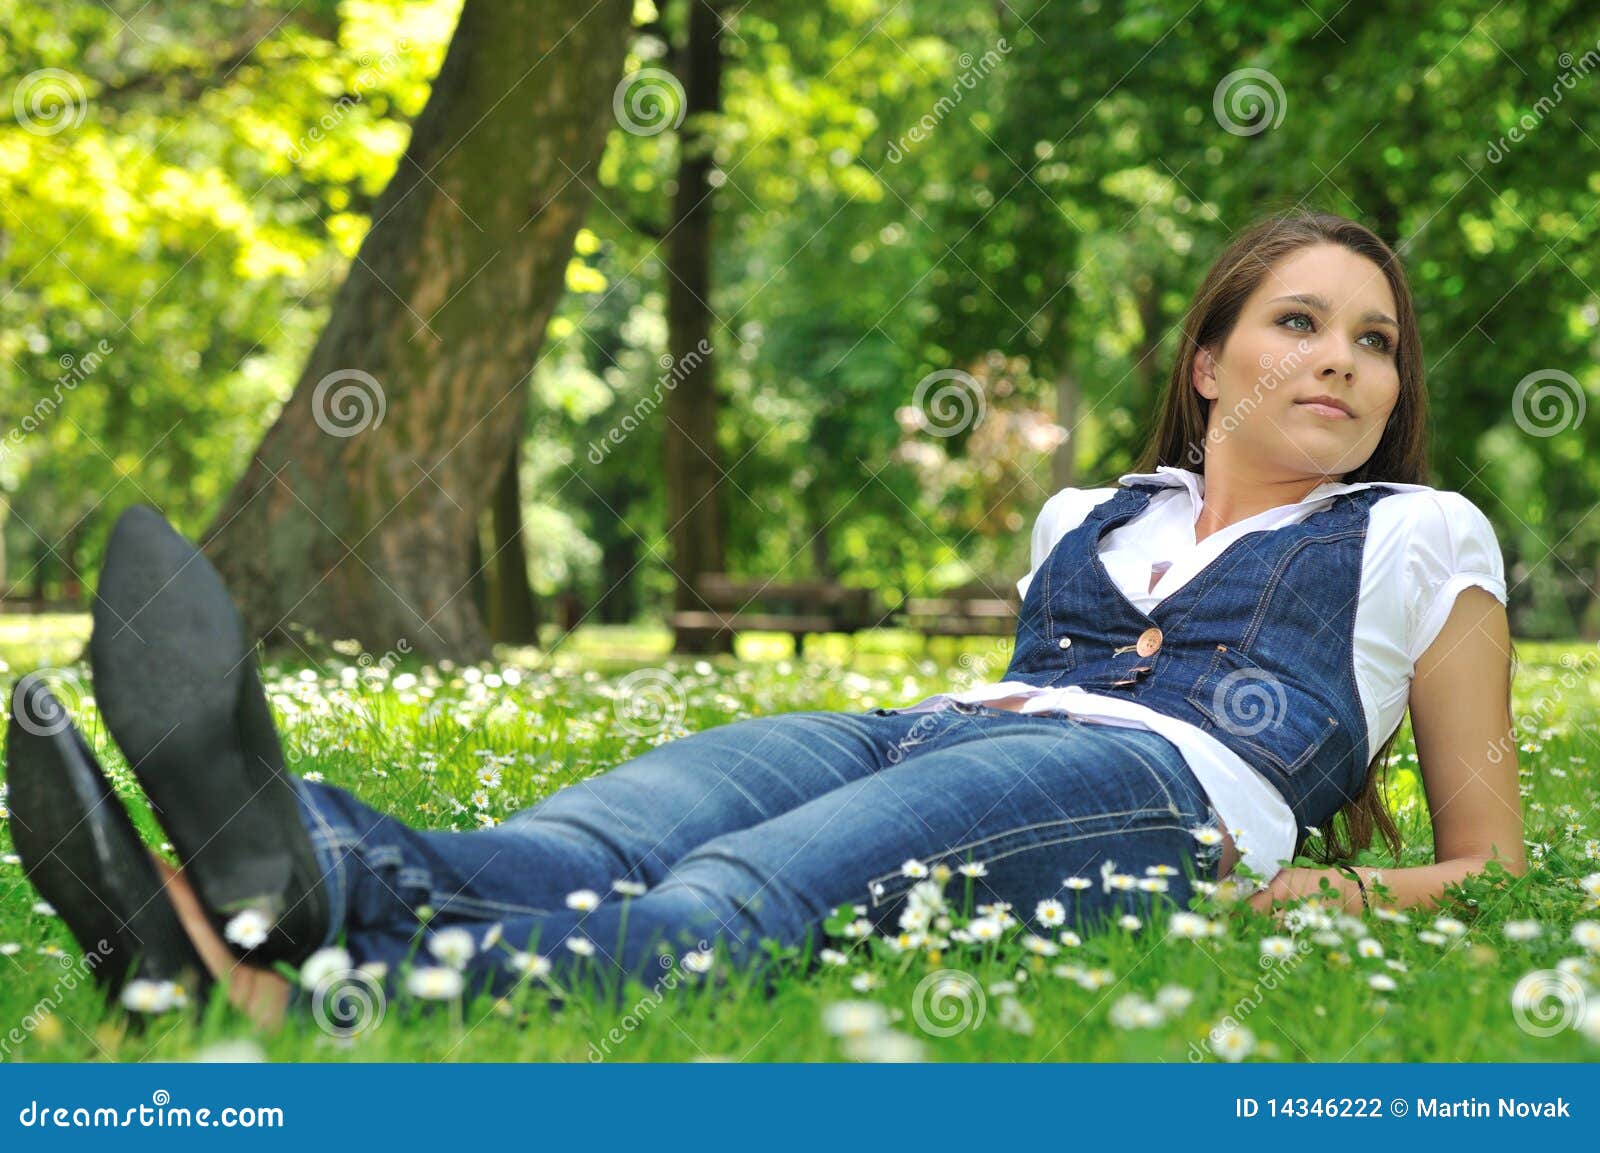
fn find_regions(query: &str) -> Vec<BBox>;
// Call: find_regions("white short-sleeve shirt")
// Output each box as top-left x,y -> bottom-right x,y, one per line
887,465 -> 1509,884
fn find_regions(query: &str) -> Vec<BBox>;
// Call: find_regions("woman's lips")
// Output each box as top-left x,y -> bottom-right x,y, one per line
1295,401 -> 1354,420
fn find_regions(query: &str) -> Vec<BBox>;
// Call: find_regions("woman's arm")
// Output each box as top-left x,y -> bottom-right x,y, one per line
1248,586 -> 1526,916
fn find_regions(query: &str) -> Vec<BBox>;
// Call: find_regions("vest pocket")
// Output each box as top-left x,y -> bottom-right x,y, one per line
1184,644 -> 1340,778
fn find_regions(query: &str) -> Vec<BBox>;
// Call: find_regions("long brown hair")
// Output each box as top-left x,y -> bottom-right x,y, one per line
1112,209 -> 1434,868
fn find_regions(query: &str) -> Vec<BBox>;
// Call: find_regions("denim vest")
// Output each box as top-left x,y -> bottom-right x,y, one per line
1002,482 -> 1401,852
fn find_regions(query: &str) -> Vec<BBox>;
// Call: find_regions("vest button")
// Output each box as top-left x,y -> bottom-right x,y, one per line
1057,636 -> 1073,649
1136,627 -> 1163,657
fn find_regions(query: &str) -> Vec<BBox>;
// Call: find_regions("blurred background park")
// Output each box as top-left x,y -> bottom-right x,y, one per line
2,0 -> 1598,664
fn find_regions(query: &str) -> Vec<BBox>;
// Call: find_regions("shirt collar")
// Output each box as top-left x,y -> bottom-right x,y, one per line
1116,464 -> 1432,510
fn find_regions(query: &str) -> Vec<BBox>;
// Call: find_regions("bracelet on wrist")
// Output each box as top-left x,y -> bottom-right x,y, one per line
1334,863 -> 1370,913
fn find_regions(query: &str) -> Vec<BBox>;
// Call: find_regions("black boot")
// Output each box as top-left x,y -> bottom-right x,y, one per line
88,505 -> 330,967
6,674 -> 210,1007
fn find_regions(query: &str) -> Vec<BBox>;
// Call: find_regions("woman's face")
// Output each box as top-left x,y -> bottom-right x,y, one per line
1193,243 -> 1403,480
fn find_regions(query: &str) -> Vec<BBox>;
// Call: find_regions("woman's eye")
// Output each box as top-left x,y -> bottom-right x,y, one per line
1360,331 -> 1394,352
1278,312 -> 1313,331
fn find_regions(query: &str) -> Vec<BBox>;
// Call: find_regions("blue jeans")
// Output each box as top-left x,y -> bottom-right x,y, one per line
291,704 -> 1226,1006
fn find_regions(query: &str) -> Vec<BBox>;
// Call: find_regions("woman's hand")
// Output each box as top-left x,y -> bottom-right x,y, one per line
1245,867 -> 1355,916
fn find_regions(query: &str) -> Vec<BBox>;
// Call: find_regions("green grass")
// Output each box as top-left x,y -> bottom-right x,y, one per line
1,616 -> 1597,1062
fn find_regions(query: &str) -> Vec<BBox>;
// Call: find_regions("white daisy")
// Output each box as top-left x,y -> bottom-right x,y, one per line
1116,914 -> 1142,932
120,979 -> 182,1014
1356,938 -> 1384,959
223,909 -> 272,950
900,859 -> 929,879
564,889 -> 601,911
1061,876 -> 1093,891
508,952 -> 552,978
682,949 -> 715,973
967,916 -> 1003,942
1213,1024 -> 1257,1062
821,1000 -> 889,1037
1260,936 -> 1296,959
299,946 -> 353,989
31,901 -> 56,917
1034,899 -> 1066,927
1502,920 -> 1542,941
1168,913 -> 1214,940
427,927 -> 477,969
612,879 -> 648,897
565,936 -> 596,957
1368,974 -> 1397,992
405,966 -> 464,1000
850,971 -> 883,992
1154,984 -> 1194,1013
841,1030 -> 925,1062
1434,917 -> 1468,938
957,861 -> 988,877
818,948 -> 850,967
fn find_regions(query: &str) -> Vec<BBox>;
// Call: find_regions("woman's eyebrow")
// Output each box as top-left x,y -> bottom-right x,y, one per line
1268,292 -> 1398,327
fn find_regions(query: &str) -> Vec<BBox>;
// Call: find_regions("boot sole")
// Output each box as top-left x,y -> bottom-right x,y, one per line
6,675 -> 209,1003
88,505 -> 328,964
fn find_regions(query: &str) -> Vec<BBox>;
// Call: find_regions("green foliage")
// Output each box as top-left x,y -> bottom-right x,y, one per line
4,0 -> 1597,637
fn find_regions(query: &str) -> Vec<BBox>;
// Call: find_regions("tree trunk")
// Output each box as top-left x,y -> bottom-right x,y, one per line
489,437 -> 540,645
665,0 -> 730,655
200,0 -> 630,661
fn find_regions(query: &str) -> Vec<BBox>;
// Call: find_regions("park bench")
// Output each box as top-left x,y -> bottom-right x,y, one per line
668,573 -> 879,654
891,579 -> 1020,639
